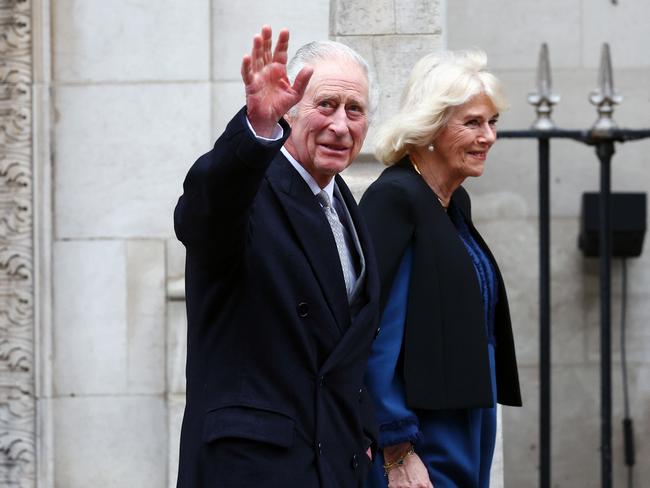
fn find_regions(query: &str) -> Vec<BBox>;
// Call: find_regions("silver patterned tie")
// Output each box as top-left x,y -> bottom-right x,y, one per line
317,190 -> 356,297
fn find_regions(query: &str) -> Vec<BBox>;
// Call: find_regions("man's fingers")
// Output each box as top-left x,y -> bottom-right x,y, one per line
272,28 -> 290,65
261,25 -> 273,64
260,24 -> 272,41
292,65 -> 314,97
251,34 -> 264,71
241,55 -> 253,85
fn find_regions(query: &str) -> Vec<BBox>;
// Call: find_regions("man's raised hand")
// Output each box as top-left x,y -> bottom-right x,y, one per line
240,25 -> 313,137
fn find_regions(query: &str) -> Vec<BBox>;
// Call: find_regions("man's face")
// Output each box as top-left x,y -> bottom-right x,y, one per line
284,57 -> 370,188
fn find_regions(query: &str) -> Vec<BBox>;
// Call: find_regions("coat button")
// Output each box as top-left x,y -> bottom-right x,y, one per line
297,302 -> 309,317
358,387 -> 364,402
351,453 -> 359,469
374,327 -> 381,338
317,442 -> 323,455
318,375 -> 325,387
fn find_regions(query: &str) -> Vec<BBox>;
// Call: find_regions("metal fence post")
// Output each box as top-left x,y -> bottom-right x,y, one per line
498,42 -> 650,488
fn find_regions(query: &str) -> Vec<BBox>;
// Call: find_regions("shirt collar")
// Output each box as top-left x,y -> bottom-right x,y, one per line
281,146 -> 335,202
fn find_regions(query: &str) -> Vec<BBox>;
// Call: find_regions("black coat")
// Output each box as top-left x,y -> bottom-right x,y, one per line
174,108 -> 381,487
359,159 -> 521,410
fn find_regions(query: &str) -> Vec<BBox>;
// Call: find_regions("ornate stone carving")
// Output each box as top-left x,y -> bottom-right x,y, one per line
0,0 -> 35,485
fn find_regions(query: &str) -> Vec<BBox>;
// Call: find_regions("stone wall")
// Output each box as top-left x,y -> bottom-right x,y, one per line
3,0 -> 648,486
49,0 -> 210,485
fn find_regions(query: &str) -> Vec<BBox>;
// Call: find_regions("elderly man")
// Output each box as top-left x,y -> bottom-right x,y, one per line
174,26 -> 380,487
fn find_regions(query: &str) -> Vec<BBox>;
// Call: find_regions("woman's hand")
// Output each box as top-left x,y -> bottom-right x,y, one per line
387,451 -> 433,488
383,443 -> 433,488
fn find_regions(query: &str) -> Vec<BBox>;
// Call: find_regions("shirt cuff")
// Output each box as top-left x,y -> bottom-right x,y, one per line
245,116 -> 284,141
378,416 -> 423,449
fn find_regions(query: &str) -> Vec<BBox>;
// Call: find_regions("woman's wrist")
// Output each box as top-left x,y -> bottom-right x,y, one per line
382,441 -> 415,476
383,441 -> 413,464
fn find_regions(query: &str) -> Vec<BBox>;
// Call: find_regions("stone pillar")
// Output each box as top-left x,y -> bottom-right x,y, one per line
331,0 -> 444,157
0,0 -> 36,486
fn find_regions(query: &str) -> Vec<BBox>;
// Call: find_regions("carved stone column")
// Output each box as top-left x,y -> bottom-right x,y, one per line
0,0 -> 36,486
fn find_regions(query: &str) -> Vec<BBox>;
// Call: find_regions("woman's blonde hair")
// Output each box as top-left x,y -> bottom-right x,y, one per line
374,50 -> 508,165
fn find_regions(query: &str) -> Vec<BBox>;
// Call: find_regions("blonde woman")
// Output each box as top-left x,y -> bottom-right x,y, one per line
360,51 -> 522,488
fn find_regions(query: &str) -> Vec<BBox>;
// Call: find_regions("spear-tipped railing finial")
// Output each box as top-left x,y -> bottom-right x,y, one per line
527,43 -> 560,130
589,43 -> 623,133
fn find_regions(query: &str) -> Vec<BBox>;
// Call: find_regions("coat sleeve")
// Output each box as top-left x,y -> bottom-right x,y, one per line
364,246 -> 422,448
360,174 -> 422,447
173,107 -> 290,265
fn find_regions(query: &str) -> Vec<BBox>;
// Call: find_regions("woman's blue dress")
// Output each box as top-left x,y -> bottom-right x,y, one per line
365,204 -> 499,488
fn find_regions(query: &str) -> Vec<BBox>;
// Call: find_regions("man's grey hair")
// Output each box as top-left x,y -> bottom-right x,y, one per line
286,40 -> 378,117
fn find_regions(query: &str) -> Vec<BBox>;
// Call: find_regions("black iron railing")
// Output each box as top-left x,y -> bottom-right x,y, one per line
497,43 -> 650,488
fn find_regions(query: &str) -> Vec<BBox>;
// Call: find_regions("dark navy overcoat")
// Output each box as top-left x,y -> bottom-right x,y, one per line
174,108 -> 380,488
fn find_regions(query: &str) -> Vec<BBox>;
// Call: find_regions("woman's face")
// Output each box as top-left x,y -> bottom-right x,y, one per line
432,93 -> 499,179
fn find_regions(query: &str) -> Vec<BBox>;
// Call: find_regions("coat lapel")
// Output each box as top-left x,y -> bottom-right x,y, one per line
321,175 -> 381,371
266,155 -> 351,335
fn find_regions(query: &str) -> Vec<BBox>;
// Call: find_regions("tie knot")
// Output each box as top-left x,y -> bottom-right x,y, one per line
317,190 -> 332,209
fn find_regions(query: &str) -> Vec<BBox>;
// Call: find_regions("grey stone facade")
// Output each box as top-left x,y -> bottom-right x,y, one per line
1,0 -> 648,486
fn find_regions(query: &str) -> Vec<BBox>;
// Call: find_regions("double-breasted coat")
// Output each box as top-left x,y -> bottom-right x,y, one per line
174,108 -> 380,487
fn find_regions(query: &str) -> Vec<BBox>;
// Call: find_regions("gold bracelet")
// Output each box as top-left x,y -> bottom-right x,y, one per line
382,446 -> 415,477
